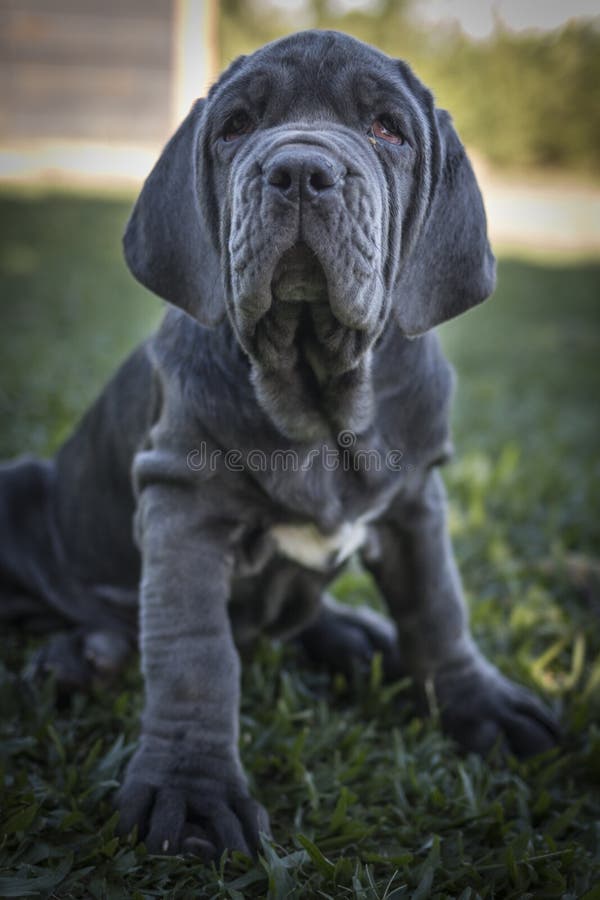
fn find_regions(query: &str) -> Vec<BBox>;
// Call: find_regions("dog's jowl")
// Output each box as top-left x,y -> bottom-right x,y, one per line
0,31 -> 559,857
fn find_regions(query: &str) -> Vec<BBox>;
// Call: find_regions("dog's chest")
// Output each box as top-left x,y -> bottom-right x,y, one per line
233,419 -> 410,574
269,517 -> 370,571
252,445 -> 401,572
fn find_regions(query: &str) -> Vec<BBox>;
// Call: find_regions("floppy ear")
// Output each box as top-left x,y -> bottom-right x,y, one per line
395,109 -> 496,336
123,99 -> 224,326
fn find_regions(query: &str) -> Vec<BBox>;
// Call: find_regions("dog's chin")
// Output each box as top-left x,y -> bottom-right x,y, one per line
270,242 -> 329,305
228,242 -> 383,440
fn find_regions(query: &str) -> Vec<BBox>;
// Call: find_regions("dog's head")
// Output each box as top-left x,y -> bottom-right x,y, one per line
124,30 -> 495,439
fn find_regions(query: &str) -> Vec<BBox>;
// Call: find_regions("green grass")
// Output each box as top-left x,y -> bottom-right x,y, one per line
1,188 -> 599,898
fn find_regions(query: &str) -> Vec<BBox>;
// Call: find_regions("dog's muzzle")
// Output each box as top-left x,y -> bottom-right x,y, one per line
265,148 -> 343,308
227,133 -> 387,360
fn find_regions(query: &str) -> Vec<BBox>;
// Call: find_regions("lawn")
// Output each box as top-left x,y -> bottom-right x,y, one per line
0,188 -> 599,899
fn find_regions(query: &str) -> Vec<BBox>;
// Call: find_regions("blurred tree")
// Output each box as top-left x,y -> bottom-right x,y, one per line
421,20 -> 600,174
218,0 -> 285,65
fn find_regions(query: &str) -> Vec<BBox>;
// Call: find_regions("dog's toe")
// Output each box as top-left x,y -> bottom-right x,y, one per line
116,778 -> 269,859
437,659 -> 560,759
299,597 -> 403,680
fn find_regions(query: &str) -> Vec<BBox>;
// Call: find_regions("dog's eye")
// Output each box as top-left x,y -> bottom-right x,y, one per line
370,117 -> 405,145
223,112 -> 254,142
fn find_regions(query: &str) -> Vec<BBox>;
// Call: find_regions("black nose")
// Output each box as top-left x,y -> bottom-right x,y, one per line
265,147 -> 344,199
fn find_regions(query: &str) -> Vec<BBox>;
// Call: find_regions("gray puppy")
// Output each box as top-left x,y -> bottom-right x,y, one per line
0,30 -> 558,858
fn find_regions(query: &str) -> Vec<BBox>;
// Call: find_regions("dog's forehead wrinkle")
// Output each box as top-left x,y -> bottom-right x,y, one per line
212,67 -> 287,119
352,71 -> 418,110
216,36 -> 414,129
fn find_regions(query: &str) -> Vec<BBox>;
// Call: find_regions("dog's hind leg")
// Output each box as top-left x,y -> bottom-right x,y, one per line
297,593 -> 403,681
242,557 -> 403,680
0,456 -> 135,690
0,456 -> 65,629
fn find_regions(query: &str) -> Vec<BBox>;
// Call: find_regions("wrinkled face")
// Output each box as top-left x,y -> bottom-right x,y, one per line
124,30 -> 494,441
201,32 -> 437,437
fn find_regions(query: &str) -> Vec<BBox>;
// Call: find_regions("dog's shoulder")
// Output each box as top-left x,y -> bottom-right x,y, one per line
148,307 -> 264,437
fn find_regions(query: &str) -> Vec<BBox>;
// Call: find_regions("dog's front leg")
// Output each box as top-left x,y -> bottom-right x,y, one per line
366,469 -> 559,757
116,483 -> 268,858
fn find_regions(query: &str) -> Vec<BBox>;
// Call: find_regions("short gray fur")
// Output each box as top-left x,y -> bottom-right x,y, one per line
0,31 -> 559,858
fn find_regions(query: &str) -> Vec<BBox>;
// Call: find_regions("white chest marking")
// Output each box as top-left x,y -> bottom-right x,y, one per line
270,519 -> 369,571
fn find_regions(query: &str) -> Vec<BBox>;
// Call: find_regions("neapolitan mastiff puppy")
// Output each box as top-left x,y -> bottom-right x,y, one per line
0,31 -> 559,857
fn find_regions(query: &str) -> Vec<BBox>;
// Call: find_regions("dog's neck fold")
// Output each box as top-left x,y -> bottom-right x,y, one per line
250,347 -> 376,442
237,291 -> 384,441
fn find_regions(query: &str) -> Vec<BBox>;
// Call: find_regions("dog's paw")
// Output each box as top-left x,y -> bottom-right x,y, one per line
434,656 -> 560,758
115,775 -> 270,859
27,629 -> 132,692
299,596 -> 404,681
